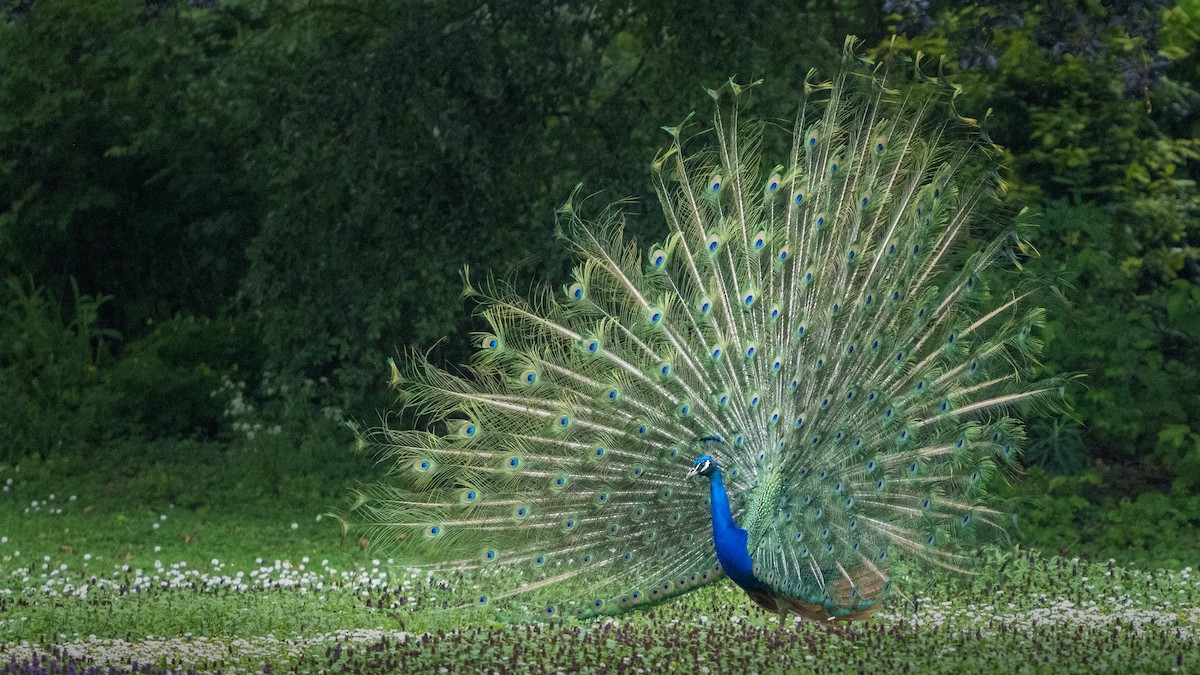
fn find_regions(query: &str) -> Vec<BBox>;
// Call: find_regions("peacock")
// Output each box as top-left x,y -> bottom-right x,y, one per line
347,48 -> 1064,622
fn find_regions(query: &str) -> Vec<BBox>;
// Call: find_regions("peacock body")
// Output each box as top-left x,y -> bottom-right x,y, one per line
351,51 -> 1062,622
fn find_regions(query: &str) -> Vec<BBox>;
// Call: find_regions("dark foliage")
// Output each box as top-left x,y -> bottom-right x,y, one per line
1,0 -> 1197,553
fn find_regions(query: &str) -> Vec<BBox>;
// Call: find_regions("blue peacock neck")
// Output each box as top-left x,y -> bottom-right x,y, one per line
706,466 -> 764,592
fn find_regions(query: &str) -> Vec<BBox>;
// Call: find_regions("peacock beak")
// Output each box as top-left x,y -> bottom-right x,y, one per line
686,465 -> 699,479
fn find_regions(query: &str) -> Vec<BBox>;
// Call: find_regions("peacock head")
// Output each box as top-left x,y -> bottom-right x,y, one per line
686,455 -> 716,479
687,435 -> 726,479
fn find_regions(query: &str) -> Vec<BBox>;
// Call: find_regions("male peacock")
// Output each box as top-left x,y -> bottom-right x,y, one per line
349,50 -> 1064,622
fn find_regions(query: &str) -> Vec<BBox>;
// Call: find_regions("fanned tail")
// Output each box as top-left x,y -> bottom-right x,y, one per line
349,43 -> 1066,621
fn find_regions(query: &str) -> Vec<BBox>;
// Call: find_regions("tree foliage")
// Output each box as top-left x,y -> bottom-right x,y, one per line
0,0 -> 268,326
1,0 -> 1198,551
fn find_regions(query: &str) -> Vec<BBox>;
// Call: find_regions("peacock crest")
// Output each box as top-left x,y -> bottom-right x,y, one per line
348,45 -> 1064,622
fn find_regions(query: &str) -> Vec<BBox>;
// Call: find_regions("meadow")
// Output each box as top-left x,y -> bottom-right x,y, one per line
0,454 -> 1196,673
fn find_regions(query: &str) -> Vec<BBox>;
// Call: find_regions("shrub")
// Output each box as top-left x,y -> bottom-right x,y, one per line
102,315 -> 263,440
0,277 -> 117,461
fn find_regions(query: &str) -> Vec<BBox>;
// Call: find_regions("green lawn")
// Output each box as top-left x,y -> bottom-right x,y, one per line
1,452 -> 1196,673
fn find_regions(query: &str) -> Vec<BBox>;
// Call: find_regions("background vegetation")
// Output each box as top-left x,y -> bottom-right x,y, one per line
1,0 -> 1198,568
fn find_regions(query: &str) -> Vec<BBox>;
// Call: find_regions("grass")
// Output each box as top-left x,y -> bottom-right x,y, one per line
0,450 -> 1197,673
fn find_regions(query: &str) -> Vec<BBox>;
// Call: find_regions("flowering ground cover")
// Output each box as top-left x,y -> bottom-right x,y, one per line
0,461 -> 1195,673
